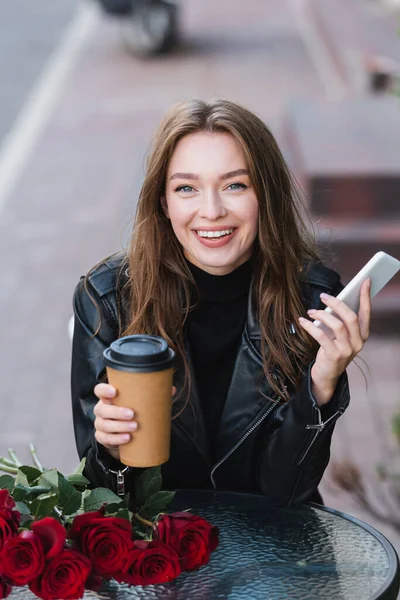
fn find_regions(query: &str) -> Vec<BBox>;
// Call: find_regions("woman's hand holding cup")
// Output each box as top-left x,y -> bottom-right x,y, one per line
94,383 -> 137,461
93,382 -> 177,462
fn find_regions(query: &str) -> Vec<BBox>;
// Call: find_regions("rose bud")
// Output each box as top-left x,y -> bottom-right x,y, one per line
29,549 -> 91,600
1,530 -> 45,585
154,512 -> 219,571
118,540 -> 181,586
68,510 -> 133,578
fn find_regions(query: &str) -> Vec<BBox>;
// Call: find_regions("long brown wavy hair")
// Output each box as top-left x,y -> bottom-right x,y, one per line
119,99 -> 320,401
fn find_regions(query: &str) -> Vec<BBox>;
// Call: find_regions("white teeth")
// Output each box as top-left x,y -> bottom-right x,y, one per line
196,229 -> 234,238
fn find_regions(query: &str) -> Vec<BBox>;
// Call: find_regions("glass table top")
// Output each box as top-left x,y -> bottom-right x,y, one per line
10,489 -> 399,600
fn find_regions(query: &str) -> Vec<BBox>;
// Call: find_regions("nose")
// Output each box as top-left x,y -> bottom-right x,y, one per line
198,189 -> 228,220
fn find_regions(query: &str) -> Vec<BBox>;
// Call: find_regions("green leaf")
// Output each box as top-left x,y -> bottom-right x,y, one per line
19,466 -> 42,484
135,467 -> 162,507
106,507 -> 131,521
12,484 -> 31,502
30,492 -> 58,519
20,513 -> 34,527
58,474 -> 82,516
71,458 -> 86,476
14,470 -> 29,488
104,503 -> 132,521
134,529 -> 148,539
38,469 -> 59,493
83,488 -> 123,513
103,502 -> 124,514
67,474 -> 90,489
0,474 -> 15,492
115,508 -> 131,521
15,501 -> 32,516
139,490 -> 175,520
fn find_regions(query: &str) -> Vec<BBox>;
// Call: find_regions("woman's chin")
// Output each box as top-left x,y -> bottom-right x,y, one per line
184,250 -> 245,275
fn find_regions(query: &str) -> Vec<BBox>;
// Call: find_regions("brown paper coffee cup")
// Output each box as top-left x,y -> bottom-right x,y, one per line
103,335 -> 175,468
106,366 -> 173,467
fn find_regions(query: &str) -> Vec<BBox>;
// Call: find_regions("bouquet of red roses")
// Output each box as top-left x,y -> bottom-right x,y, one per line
0,446 -> 219,600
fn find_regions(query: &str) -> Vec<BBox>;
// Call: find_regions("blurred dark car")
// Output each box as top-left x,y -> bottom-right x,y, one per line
96,0 -> 178,55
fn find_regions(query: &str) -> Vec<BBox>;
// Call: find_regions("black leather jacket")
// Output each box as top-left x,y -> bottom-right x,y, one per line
71,254 -> 350,507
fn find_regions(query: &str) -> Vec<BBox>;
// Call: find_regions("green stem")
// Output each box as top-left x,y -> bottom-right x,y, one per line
133,513 -> 155,529
0,457 -> 19,468
0,463 -> 18,474
8,449 -> 22,467
29,444 -> 44,472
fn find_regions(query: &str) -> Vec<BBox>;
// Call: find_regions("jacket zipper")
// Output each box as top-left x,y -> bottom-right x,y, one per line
210,397 -> 281,489
106,466 -> 130,496
296,408 -> 342,466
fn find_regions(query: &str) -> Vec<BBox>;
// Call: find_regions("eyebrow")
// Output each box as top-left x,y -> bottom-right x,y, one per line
169,168 -> 250,181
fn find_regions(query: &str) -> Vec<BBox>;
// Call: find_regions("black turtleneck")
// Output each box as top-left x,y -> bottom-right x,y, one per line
184,258 -> 253,459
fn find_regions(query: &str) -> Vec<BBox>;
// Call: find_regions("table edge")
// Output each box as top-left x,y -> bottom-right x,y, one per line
308,502 -> 400,600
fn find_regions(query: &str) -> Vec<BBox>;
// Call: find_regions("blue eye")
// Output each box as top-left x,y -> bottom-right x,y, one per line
175,185 -> 194,193
227,182 -> 248,191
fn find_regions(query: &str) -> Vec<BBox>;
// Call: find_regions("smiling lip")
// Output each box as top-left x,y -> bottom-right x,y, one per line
192,227 -> 237,248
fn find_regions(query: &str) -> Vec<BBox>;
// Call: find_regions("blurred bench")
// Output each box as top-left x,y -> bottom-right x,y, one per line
284,96 -> 400,333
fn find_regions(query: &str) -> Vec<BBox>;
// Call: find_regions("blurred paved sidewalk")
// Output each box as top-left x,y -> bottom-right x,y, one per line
0,0 -> 399,554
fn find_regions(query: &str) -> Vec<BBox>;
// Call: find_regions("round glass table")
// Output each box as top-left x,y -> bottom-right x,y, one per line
11,490 -> 400,600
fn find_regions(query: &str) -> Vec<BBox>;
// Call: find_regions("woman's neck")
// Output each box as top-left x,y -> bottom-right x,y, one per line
185,256 -> 253,303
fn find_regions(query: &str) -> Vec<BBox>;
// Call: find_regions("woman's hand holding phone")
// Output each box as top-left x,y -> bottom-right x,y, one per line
298,278 -> 372,406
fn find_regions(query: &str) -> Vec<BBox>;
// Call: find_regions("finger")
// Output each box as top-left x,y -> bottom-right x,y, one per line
358,278 -> 371,342
319,292 -> 363,348
172,386 -> 177,396
308,309 -> 349,344
307,309 -> 359,356
95,430 -> 131,448
95,416 -> 138,434
94,400 -> 134,421
298,317 -> 338,356
94,383 -> 117,400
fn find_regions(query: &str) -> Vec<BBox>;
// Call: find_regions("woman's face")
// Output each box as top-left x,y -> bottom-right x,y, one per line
164,131 -> 259,275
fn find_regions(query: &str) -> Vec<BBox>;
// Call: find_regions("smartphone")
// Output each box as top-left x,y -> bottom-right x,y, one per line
314,251 -> 400,338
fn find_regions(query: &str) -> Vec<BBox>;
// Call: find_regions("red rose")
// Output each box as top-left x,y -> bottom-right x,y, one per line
31,517 -> 66,559
1,530 -> 45,585
68,510 -> 133,577
0,574 -> 12,600
154,512 -> 219,571
118,540 -> 181,586
29,549 -> 91,600
0,491 -> 20,552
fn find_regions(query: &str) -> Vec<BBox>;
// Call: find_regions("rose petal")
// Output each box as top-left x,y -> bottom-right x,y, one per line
67,510 -> 104,540
0,491 -> 15,512
31,517 -> 66,559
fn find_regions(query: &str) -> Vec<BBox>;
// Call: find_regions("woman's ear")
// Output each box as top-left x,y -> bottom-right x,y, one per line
160,195 -> 169,218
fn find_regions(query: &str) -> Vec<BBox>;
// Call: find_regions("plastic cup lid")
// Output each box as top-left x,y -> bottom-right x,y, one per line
103,335 -> 175,372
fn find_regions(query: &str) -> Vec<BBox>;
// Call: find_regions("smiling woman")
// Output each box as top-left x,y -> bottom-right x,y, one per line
71,99 -> 371,508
